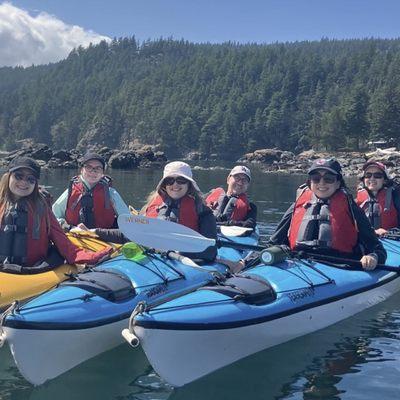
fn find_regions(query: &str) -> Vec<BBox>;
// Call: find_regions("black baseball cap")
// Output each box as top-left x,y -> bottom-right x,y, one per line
308,158 -> 342,176
80,152 -> 105,169
8,157 -> 41,179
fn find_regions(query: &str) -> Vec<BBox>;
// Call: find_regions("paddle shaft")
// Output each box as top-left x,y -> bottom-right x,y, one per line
301,252 -> 400,273
217,240 -> 264,252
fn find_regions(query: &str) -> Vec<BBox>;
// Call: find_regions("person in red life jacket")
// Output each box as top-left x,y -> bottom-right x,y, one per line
0,157 -> 111,271
52,152 -> 129,231
92,161 -> 217,262
142,161 -> 217,261
206,165 -> 257,229
269,158 -> 386,270
356,160 -> 400,236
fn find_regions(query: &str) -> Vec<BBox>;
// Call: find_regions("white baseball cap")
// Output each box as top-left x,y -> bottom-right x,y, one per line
157,161 -> 200,191
229,165 -> 251,181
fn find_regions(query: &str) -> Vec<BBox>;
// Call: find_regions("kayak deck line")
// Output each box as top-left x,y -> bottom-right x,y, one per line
134,270 -> 400,332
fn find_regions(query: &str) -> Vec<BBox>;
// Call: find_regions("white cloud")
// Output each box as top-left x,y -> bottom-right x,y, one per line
0,2 -> 111,67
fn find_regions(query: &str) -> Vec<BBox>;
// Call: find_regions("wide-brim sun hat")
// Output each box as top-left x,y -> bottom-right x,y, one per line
157,161 -> 200,191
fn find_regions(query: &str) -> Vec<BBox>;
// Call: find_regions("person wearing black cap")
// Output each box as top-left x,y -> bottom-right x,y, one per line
52,152 -> 129,230
269,158 -> 386,270
356,160 -> 400,236
0,156 -> 112,269
206,165 -> 257,229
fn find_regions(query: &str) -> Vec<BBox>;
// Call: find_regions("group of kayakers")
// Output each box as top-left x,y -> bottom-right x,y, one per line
0,152 -> 399,272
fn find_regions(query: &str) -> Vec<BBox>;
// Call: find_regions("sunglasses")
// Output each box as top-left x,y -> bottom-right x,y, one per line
233,175 -> 250,183
309,173 -> 337,184
84,165 -> 104,173
13,172 -> 37,185
364,172 -> 384,179
164,177 -> 189,186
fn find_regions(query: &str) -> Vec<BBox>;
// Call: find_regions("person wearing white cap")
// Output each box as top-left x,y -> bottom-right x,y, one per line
52,152 -> 129,231
142,161 -> 217,261
356,160 -> 400,236
206,165 -> 257,229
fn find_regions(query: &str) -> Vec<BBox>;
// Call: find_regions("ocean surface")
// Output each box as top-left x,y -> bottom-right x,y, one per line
1,163 -> 400,400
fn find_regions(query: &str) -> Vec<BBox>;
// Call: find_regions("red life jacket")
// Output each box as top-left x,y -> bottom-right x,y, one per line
356,187 -> 398,230
65,176 -> 116,229
288,188 -> 358,254
206,187 -> 250,221
145,194 -> 199,232
0,199 -> 50,267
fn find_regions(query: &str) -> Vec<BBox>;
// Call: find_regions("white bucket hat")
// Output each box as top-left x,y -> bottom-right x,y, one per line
229,165 -> 251,181
157,161 -> 200,191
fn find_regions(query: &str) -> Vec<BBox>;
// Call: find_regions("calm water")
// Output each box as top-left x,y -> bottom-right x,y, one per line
1,164 -> 400,399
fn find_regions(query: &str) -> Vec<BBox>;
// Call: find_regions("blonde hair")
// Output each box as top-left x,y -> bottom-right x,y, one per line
141,180 -> 205,214
0,172 -> 50,233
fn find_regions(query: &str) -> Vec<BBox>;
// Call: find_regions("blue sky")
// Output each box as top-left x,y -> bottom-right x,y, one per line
10,0 -> 400,44
1,1 -> 400,67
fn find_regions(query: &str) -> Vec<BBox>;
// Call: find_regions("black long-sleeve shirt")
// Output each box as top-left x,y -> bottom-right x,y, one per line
269,197 -> 387,264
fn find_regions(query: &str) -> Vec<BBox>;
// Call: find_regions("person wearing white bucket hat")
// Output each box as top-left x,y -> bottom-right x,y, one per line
206,165 -> 257,229
142,161 -> 217,261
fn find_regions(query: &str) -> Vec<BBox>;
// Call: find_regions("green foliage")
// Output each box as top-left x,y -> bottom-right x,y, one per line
1,37 -> 400,157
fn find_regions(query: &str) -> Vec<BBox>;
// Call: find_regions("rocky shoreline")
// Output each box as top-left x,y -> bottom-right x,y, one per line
238,148 -> 400,178
2,143 -> 400,179
0,142 -> 167,171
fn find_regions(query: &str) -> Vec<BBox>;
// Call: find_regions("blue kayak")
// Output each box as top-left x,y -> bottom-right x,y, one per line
123,238 -> 400,386
0,231 -> 257,385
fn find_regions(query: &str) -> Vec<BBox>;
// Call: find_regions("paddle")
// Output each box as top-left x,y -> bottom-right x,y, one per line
294,251 -> 400,273
117,214 -> 262,253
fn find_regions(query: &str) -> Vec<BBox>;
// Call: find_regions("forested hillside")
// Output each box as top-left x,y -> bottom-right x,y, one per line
1,37 -> 400,158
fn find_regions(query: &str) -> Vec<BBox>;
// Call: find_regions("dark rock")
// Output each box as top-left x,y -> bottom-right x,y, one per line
52,150 -> 72,162
108,151 -> 139,169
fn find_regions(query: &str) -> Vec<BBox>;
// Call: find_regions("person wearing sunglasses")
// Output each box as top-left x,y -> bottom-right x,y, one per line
206,165 -> 257,229
52,152 -> 129,231
0,157 -> 111,271
269,158 -> 386,270
356,161 -> 400,236
93,161 -> 217,262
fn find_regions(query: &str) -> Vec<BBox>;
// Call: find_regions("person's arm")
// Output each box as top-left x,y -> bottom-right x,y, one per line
351,202 -> 387,264
220,203 -> 257,229
109,188 -> 130,216
48,210 -> 111,264
181,206 -> 217,262
269,204 -> 294,245
392,187 -> 400,227
52,189 -> 69,227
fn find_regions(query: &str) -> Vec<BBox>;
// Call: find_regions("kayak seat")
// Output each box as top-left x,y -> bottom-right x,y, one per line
61,269 -> 136,302
198,274 -> 276,306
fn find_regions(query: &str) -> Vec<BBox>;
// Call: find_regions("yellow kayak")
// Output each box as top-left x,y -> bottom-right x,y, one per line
0,232 -> 120,309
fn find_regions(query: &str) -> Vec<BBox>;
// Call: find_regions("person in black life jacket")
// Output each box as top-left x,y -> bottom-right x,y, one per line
206,165 -> 257,229
93,161 -> 218,262
269,158 -> 386,271
52,152 -> 129,231
0,157 -> 111,271
356,160 -> 400,236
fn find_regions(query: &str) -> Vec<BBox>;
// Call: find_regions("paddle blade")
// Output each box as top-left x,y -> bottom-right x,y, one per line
117,214 -> 216,253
